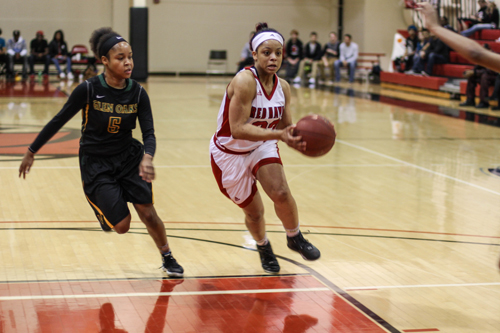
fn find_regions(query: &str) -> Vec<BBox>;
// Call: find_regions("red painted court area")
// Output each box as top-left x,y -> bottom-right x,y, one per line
0,275 -> 388,332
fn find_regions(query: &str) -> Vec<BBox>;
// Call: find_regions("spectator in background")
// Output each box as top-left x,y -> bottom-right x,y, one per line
395,25 -> 420,72
6,30 -> 28,80
461,1 -> 499,37
318,31 -> 340,84
408,30 -> 449,76
334,34 -> 359,83
0,29 -> 6,68
457,0 -> 488,32
406,28 -> 431,74
49,30 -> 73,80
441,16 -> 457,32
293,31 -> 322,86
422,32 -> 450,76
237,31 -> 255,72
490,74 -> 500,110
285,29 -> 303,82
459,44 -> 497,108
28,31 -> 50,78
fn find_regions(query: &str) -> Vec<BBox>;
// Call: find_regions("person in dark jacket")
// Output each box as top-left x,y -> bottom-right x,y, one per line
28,30 -> 50,77
293,32 -> 323,86
461,1 -> 499,37
318,31 -> 340,83
459,44 -> 497,108
410,31 -> 450,76
49,29 -> 73,80
284,29 -> 303,81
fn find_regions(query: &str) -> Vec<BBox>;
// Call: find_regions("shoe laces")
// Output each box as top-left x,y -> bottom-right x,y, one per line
162,254 -> 180,268
258,244 -> 277,263
294,233 -> 313,250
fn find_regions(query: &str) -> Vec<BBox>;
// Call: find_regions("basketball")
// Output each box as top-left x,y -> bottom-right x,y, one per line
293,115 -> 336,157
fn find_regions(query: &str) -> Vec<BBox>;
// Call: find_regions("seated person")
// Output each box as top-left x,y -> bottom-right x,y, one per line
461,0 -> 499,37
334,34 -> 359,83
0,29 -> 6,69
236,31 -> 255,72
490,74 -> 500,111
460,44 -> 497,109
285,29 -> 303,81
396,25 -> 419,72
48,29 -> 73,80
28,30 -> 50,77
410,31 -> 449,76
318,31 -> 340,84
441,16 -> 457,32
458,0 -> 488,31
293,31 -> 323,86
6,30 -> 28,80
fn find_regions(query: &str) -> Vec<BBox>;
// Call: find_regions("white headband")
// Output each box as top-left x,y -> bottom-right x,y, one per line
251,31 -> 284,51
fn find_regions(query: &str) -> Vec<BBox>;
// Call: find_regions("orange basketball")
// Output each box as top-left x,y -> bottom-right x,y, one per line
293,114 -> 336,157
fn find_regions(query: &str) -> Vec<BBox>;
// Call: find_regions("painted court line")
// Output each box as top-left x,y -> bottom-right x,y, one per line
0,163 -> 403,170
337,139 -> 500,196
346,282 -> 500,291
0,287 -> 330,301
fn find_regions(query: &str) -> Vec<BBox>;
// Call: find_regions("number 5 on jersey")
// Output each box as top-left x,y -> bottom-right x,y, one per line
108,117 -> 121,133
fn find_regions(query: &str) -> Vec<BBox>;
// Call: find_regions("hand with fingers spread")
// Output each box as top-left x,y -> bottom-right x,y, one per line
139,154 -> 155,183
417,2 -> 441,31
280,125 -> 306,153
19,150 -> 35,179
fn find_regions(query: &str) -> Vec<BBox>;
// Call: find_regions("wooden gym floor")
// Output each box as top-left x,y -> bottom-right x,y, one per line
1,76 -> 500,332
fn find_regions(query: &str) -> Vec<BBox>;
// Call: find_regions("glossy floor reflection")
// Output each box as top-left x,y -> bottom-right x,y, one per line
0,276 -> 386,333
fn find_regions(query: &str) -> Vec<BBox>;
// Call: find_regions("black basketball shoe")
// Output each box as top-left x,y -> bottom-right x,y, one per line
287,231 -> 320,260
257,242 -> 280,273
161,252 -> 184,277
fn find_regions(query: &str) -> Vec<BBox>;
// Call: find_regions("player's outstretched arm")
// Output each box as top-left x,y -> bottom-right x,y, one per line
419,2 -> 500,73
19,150 -> 35,179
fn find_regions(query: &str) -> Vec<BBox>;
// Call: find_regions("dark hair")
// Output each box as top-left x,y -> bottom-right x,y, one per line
89,27 -> 123,59
0,29 -> 2,35
484,43 -> 491,50
421,28 -> 430,33
290,29 -> 299,35
249,22 -> 284,51
310,31 -> 317,36
344,34 -> 352,39
52,29 -> 65,43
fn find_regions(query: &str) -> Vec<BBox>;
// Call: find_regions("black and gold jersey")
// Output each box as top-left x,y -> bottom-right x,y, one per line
29,73 -> 156,156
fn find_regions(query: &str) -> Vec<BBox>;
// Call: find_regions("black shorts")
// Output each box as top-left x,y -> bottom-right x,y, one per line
79,139 -> 153,228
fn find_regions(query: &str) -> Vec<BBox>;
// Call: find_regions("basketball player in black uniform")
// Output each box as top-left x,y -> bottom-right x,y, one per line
18,27 -> 184,277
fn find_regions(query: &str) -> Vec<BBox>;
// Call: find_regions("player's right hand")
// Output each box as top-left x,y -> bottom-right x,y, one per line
417,2 -> 440,30
19,150 -> 35,179
281,125 -> 306,153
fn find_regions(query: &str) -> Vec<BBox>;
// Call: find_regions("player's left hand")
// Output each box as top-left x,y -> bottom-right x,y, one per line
19,150 -> 35,179
417,2 -> 440,30
139,154 -> 155,182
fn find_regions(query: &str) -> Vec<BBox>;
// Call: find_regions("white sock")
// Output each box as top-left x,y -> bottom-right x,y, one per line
256,236 -> 268,246
285,225 -> 300,237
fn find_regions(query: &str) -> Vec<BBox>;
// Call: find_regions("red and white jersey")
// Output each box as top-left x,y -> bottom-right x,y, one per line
213,67 -> 285,154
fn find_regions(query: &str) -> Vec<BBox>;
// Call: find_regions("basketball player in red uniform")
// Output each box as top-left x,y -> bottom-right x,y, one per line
210,23 -> 321,273
419,2 -> 500,270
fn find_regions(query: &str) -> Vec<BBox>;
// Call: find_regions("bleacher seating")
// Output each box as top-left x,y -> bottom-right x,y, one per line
383,28 -> 500,99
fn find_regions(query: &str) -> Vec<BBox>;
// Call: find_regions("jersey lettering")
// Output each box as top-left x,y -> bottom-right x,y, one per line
107,117 -> 121,133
